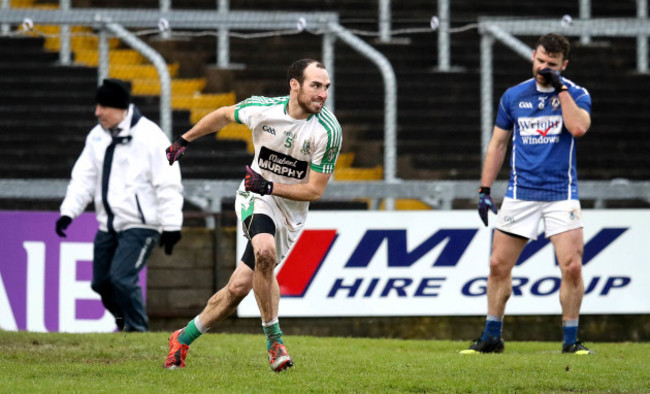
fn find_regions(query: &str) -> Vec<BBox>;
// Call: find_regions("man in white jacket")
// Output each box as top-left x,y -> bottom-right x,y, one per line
55,78 -> 184,332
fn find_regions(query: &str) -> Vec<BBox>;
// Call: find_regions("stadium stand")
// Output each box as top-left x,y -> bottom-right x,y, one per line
2,0 -> 650,190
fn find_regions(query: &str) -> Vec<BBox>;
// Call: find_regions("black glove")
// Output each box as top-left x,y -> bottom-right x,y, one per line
159,230 -> 181,255
55,216 -> 73,237
165,136 -> 190,165
245,165 -> 273,196
538,67 -> 566,92
478,187 -> 498,227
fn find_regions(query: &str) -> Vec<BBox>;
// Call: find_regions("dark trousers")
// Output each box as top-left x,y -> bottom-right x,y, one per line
91,228 -> 159,332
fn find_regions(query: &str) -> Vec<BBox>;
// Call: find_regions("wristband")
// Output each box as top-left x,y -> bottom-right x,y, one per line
478,186 -> 491,195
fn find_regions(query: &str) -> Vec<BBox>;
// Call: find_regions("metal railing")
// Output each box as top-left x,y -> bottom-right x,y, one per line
2,179 -> 649,215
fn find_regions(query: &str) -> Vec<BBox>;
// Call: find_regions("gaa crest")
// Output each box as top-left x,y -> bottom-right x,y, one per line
301,140 -> 312,155
551,96 -> 561,110
325,146 -> 339,162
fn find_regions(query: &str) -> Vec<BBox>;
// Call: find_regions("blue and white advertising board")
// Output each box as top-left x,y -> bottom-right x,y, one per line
237,210 -> 648,317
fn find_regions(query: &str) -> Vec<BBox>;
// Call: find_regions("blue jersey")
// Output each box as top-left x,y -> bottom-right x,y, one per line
495,78 -> 591,201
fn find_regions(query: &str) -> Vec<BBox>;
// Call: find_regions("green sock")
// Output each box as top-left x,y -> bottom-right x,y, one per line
178,317 -> 204,346
263,322 -> 284,350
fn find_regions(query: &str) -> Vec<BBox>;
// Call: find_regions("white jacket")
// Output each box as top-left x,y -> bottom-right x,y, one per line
60,105 -> 183,232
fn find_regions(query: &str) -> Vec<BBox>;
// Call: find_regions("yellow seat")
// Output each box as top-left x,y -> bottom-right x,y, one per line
44,34 -> 121,52
336,152 -> 355,168
217,123 -> 253,153
109,63 -> 179,80
130,78 -> 206,96
172,92 -> 236,109
393,199 -> 432,210
9,0 -> 38,7
334,166 -> 383,181
74,49 -> 145,67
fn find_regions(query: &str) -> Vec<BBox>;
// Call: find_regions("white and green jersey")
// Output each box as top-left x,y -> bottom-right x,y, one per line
234,95 -> 342,230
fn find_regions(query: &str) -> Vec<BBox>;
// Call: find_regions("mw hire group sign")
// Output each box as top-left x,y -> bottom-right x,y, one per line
237,210 -> 649,317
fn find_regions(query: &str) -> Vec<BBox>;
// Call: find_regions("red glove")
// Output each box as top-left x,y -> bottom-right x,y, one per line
165,136 -> 190,165
245,165 -> 273,196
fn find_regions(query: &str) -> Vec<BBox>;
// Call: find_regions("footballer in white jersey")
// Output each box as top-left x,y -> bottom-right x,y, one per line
163,60 -> 341,372
234,95 -> 342,236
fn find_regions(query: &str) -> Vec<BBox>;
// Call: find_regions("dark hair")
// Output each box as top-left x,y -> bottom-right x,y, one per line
287,59 -> 325,88
536,33 -> 570,61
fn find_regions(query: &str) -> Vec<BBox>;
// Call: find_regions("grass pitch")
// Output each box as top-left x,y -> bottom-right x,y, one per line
1,330 -> 648,393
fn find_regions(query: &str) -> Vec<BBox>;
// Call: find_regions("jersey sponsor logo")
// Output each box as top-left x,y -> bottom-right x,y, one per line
518,101 -> 533,109
262,125 -> 276,135
258,146 -> 308,179
518,115 -> 562,144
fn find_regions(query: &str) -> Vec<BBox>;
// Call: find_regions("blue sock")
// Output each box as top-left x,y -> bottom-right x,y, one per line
481,315 -> 503,342
563,319 -> 579,346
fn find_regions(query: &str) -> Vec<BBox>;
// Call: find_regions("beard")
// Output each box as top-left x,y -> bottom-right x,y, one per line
532,66 -> 547,85
297,91 -> 324,115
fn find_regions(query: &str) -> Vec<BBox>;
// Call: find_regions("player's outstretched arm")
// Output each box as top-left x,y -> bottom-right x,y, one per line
166,105 -> 237,165
184,105 -> 237,142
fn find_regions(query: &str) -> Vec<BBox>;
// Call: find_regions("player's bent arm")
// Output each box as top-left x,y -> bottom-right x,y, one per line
182,105 -> 237,142
558,91 -> 591,138
480,126 -> 510,187
271,170 -> 331,202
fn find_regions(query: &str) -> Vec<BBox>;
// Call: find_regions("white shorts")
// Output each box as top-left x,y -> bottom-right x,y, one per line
235,190 -> 303,265
495,197 -> 583,240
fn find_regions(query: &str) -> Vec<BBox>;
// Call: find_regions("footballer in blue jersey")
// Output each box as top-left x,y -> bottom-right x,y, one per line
496,75 -> 591,201
462,34 -> 594,356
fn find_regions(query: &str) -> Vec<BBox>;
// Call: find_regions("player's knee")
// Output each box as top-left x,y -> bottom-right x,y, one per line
561,258 -> 583,284
488,256 -> 511,279
254,247 -> 276,273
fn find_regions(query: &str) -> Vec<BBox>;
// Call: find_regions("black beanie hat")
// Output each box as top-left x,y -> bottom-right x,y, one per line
96,78 -> 131,109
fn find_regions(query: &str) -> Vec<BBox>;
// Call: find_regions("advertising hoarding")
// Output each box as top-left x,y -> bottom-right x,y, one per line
237,210 -> 647,317
0,211 -> 146,332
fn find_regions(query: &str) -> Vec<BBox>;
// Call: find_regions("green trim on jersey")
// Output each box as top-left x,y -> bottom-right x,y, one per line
311,106 -> 342,174
234,96 -> 289,124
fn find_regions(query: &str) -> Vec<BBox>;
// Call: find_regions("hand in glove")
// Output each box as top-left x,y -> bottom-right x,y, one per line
159,230 -> 181,255
538,67 -> 567,92
478,187 -> 498,227
55,216 -> 73,237
244,165 -> 274,196
165,136 -> 190,165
